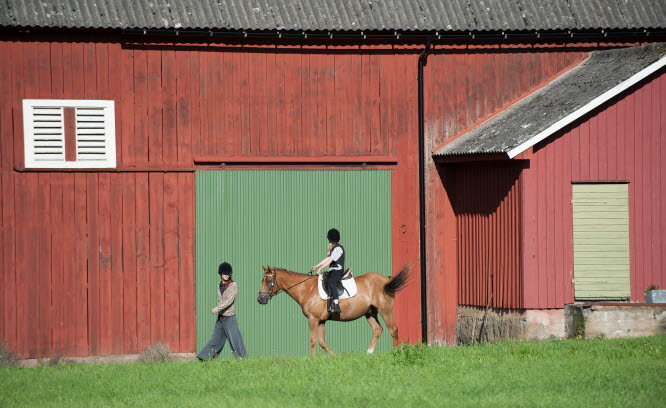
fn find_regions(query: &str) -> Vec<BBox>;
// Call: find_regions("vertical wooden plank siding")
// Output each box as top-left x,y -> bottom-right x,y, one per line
426,48 -> 584,330
389,53 -> 421,344
134,172 -> 151,351
522,72 -> 666,308
177,172 -> 196,353
427,164 -> 458,345
109,174 -> 124,354
121,173 -> 138,354
0,34 -> 199,357
98,173 -> 112,355
449,165 -> 523,309
0,172 -> 195,358
163,173 -> 180,351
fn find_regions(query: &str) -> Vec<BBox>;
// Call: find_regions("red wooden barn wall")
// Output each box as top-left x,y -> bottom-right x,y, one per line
522,69 -> 666,308
0,34 -> 197,358
0,32 -> 423,357
425,45 -> 585,343
453,164 -> 523,309
2,31 -> 660,356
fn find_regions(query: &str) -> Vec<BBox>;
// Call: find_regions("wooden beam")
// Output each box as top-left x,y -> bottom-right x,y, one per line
192,155 -> 398,164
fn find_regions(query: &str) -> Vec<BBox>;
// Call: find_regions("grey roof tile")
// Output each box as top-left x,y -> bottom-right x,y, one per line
1,0 -> 665,31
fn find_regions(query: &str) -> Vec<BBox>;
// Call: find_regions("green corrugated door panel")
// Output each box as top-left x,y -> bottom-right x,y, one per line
572,183 -> 630,300
196,170 -> 392,358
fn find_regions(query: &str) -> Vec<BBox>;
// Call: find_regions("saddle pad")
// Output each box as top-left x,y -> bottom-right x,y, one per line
318,274 -> 358,300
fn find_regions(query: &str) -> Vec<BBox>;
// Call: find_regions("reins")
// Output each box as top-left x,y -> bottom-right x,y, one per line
259,270 -> 317,300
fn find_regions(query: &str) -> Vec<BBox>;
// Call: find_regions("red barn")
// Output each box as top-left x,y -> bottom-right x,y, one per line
0,0 -> 664,358
431,44 -> 666,342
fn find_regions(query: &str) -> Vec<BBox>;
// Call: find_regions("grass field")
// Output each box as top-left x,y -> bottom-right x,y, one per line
1,336 -> 664,407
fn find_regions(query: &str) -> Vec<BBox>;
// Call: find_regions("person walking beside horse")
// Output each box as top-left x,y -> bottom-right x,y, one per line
197,262 -> 247,360
311,228 -> 344,313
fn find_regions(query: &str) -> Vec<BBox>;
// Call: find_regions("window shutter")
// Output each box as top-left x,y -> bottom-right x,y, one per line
23,100 -> 116,168
75,107 -> 110,162
29,106 -> 65,162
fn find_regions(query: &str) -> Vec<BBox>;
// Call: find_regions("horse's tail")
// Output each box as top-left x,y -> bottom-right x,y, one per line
384,264 -> 411,297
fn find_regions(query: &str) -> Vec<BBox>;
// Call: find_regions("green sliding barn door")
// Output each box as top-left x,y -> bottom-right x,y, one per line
572,183 -> 630,300
196,170 -> 392,357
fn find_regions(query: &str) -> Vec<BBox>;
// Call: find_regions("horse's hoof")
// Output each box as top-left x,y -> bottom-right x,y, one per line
367,348 -> 375,354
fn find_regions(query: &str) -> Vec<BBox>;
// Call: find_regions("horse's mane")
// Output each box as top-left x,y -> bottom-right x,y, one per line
271,267 -> 311,277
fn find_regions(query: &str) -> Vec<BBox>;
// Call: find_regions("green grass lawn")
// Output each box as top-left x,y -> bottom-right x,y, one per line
1,336 -> 664,407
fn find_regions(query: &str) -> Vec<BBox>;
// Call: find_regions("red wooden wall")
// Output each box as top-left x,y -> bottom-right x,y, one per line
0,32 -> 423,356
425,45 -> 585,343
452,164 -> 523,309
522,69 -> 666,308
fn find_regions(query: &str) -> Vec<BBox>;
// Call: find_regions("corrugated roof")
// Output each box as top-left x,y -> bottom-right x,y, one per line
0,0 -> 665,31
433,43 -> 666,157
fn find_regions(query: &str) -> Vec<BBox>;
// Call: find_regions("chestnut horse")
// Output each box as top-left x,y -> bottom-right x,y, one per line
257,264 -> 411,355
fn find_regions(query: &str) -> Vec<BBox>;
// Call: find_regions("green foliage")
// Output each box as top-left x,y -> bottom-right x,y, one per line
575,325 -> 586,341
391,341 -> 427,366
1,336 -> 665,407
645,284 -> 660,293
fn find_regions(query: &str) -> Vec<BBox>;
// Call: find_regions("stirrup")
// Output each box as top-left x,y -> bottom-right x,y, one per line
329,303 -> 341,313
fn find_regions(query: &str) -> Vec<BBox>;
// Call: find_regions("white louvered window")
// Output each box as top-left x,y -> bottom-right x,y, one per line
23,100 -> 116,168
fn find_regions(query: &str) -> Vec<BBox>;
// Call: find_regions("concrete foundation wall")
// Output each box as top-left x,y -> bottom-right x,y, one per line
568,304 -> 666,339
456,304 -> 666,344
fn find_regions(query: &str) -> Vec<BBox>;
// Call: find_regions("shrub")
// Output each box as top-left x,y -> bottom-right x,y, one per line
392,341 -> 426,366
138,342 -> 175,363
0,342 -> 19,367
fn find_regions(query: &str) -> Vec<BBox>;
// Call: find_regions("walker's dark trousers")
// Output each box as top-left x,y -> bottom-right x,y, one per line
197,315 -> 247,359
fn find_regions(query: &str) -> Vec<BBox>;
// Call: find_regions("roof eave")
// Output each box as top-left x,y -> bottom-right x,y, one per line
433,152 -> 512,163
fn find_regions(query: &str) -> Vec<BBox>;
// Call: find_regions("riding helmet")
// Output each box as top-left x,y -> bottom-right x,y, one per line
327,228 -> 340,243
218,262 -> 232,276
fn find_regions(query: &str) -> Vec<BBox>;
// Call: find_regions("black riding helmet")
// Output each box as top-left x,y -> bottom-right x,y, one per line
218,262 -> 232,276
327,228 -> 340,243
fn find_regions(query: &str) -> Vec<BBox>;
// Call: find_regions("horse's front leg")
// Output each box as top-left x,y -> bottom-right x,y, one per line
308,317 -> 319,356
317,322 -> 335,356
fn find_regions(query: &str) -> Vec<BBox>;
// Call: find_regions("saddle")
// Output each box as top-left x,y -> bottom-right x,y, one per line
318,268 -> 357,301
322,268 -> 352,297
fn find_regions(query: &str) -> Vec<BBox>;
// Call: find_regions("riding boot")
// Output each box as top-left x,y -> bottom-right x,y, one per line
331,301 -> 341,313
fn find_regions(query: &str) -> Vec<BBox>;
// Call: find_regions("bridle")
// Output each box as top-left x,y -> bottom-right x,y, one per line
259,272 -> 279,300
259,270 -> 316,301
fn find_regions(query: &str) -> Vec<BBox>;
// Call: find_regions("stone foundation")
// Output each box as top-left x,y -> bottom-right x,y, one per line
456,306 -> 525,344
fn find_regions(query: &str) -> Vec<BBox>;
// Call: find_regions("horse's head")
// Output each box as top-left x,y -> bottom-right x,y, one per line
257,265 -> 279,304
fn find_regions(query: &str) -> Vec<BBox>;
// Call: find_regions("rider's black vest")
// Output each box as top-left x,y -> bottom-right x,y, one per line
329,243 -> 345,272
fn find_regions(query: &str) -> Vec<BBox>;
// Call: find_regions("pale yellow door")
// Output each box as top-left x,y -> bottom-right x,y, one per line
572,183 -> 630,300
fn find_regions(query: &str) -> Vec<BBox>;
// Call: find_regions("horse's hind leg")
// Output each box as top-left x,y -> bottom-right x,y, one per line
317,322 -> 335,356
365,309 -> 383,354
378,301 -> 400,348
